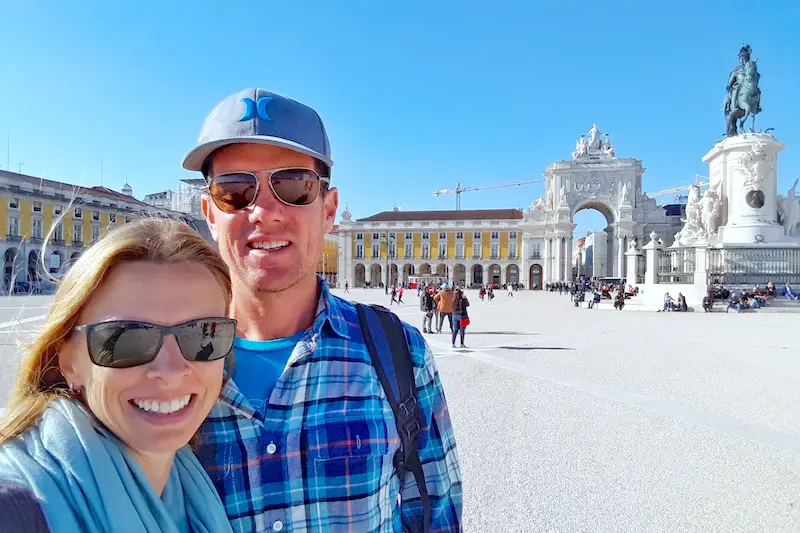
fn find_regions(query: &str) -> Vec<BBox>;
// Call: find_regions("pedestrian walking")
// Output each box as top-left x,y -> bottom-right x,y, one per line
433,283 -> 456,333
182,88 -> 462,531
390,286 -> 398,305
344,280 -> 349,293
420,286 -> 435,333
397,286 -> 404,304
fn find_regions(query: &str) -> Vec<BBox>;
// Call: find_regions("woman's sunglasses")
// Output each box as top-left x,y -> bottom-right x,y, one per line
73,317 -> 237,369
206,168 -> 330,213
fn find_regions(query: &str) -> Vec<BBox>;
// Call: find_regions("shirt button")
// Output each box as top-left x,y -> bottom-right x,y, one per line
266,442 -> 277,455
272,520 -> 284,531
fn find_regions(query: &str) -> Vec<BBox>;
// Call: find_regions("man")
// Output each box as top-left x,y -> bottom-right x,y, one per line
184,89 -> 462,533
433,284 -> 455,334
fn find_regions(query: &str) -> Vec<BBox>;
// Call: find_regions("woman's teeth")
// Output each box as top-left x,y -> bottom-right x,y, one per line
133,394 -> 192,414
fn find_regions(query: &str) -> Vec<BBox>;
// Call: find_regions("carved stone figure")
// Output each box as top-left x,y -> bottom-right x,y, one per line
737,141 -> 772,209
699,183 -> 722,235
559,185 -> 567,206
587,123 -> 602,150
724,44 -> 762,137
620,182 -> 630,205
777,179 -> 800,237
529,196 -> 545,212
674,185 -> 705,245
546,187 -> 553,207
602,138 -> 615,158
571,137 -> 588,159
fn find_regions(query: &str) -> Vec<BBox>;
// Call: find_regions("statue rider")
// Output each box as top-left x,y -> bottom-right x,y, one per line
724,44 -> 761,137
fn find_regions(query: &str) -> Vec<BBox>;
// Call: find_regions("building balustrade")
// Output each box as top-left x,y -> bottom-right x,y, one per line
472,254 -> 482,259
6,234 -> 21,242
528,253 -> 542,260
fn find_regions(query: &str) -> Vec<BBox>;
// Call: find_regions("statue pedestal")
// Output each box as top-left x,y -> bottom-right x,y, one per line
702,133 -> 785,245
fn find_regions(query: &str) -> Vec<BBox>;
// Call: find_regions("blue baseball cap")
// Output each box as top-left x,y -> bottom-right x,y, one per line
182,88 -> 333,177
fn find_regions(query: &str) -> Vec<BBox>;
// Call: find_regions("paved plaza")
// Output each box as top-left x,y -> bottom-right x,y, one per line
0,290 -> 799,531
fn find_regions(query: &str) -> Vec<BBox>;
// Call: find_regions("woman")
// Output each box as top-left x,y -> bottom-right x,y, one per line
451,289 -> 470,348
0,218 -> 235,533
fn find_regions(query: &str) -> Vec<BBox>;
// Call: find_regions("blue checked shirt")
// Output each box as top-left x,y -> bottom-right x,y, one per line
195,281 -> 462,532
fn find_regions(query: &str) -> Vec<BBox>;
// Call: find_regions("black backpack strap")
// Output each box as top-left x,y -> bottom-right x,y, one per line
356,303 -> 431,533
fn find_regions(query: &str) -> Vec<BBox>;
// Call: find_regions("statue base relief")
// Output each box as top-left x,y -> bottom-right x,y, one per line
702,133 -> 786,245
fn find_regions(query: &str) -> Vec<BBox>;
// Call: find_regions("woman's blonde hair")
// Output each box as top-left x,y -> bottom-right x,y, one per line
0,217 -> 231,444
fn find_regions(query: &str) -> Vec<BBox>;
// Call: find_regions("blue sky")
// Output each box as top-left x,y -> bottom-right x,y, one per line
1,0 -> 799,237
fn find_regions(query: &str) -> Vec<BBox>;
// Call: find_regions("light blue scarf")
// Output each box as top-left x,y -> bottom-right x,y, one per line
0,398 -> 232,533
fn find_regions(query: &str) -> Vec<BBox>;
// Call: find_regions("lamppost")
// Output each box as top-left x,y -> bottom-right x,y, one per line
381,232 -> 394,294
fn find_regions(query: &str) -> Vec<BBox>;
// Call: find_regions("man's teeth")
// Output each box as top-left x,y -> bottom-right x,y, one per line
251,241 -> 290,250
133,394 -> 192,414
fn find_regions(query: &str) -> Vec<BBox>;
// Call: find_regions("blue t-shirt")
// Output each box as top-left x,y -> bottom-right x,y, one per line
232,331 -> 307,414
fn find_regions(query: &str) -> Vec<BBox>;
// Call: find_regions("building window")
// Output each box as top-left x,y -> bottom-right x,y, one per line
92,210 -> 100,221
389,232 -> 396,239
490,243 -> 500,258
32,219 -> 43,239
73,224 -> 83,243
439,232 -> 446,240
33,201 -> 42,213
422,232 -> 430,240
472,242 -> 481,258
372,244 -> 380,258
356,233 -> 363,240
473,232 -> 481,240
438,243 -> 447,258
491,232 -> 499,239
91,226 -> 100,243
456,243 -> 464,258
372,233 -> 379,240
510,231 -> 517,239
389,244 -> 397,259
54,204 -> 63,215
421,244 -> 430,259
74,208 -> 82,219
125,216 -> 131,223
8,215 -> 20,236
404,232 -> 412,240
509,243 -> 518,258
8,197 -> 19,210
109,213 -> 117,223
355,244 -> 364,259
456,232 -> 464,239
404,243 -> 413,258
54,223 -> 63,242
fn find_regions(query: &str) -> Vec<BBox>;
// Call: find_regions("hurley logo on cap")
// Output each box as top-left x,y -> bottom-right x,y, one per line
238,97 -> 273,122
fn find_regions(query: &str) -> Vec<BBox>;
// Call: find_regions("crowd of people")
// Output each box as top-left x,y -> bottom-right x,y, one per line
418,283 -> 471,348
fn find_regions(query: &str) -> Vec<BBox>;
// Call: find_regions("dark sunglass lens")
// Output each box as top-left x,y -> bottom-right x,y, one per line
209,173 -> 258,212
87,322 -> 162,368
174,319 -> 236,362
270,169 -> 321,206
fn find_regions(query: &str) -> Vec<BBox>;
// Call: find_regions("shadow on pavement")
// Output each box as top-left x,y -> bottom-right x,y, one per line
470,331 -> 538,336
496,346 -> 574,351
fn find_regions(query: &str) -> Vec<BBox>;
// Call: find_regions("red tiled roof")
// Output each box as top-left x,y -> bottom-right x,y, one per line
356,209 -> 523,222
0,170 -> 153,208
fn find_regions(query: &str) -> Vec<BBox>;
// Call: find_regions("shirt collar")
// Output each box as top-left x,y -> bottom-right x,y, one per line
316,276 -> 351,340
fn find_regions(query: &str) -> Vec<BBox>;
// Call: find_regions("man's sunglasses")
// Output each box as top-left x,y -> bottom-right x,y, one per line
74,317 -> 237,369
206,168 -> 330,213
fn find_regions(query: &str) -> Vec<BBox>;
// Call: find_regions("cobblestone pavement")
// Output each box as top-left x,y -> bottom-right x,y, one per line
1,289 -> 799,532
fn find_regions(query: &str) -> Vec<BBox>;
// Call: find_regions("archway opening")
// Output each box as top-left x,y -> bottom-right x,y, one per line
506,264 -> 519,285
354,264 -> 366,287
571,202 -> 616,281
419,263 -> 431,275
488,264 -> 501,286
435,264 -> 448,279
390,264 -> 399,286
4,248 -> 17,290
529,264 -> 543,290
472,264 -> 483,286
50,250 -> 63,275
27,250 -> 39,288
453,264 -> 466,287
370,264 -> 382,287
402,264 -> 414,283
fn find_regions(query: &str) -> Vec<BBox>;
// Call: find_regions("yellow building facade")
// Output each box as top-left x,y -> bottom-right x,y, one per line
0,170 -> 198,293
336,208 -> 543,289
316,230 -> 339,284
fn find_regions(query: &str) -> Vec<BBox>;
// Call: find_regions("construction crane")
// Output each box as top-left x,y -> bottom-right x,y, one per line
433,179 -> 544,210
646,175 -> 709,198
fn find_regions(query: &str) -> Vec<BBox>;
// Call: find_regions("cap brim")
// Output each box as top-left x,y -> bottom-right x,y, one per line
182,135 -> 334,174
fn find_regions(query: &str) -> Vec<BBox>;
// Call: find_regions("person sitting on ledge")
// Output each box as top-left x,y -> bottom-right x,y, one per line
702,291 -> 714,312
614,291 -> 625,310
767,281 -> 777,297
661,293 -> 674,312
784,284 -> 800,301
674,293 -> 688,312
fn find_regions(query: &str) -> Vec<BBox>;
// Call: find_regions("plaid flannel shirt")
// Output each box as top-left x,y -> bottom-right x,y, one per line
195,281 -> 462,532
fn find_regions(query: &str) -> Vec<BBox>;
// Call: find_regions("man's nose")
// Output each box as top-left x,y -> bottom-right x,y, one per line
248,176 -> 287,225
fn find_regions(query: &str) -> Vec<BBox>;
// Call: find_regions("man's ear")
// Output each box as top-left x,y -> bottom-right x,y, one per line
201,194 -> 219,242
322,187 -> 339,234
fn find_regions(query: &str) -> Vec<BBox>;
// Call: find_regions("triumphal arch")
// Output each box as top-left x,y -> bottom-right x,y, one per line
522,124 -> 681,282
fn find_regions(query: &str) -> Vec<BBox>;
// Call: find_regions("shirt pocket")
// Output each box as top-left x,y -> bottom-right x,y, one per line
306,419 -> 399,523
